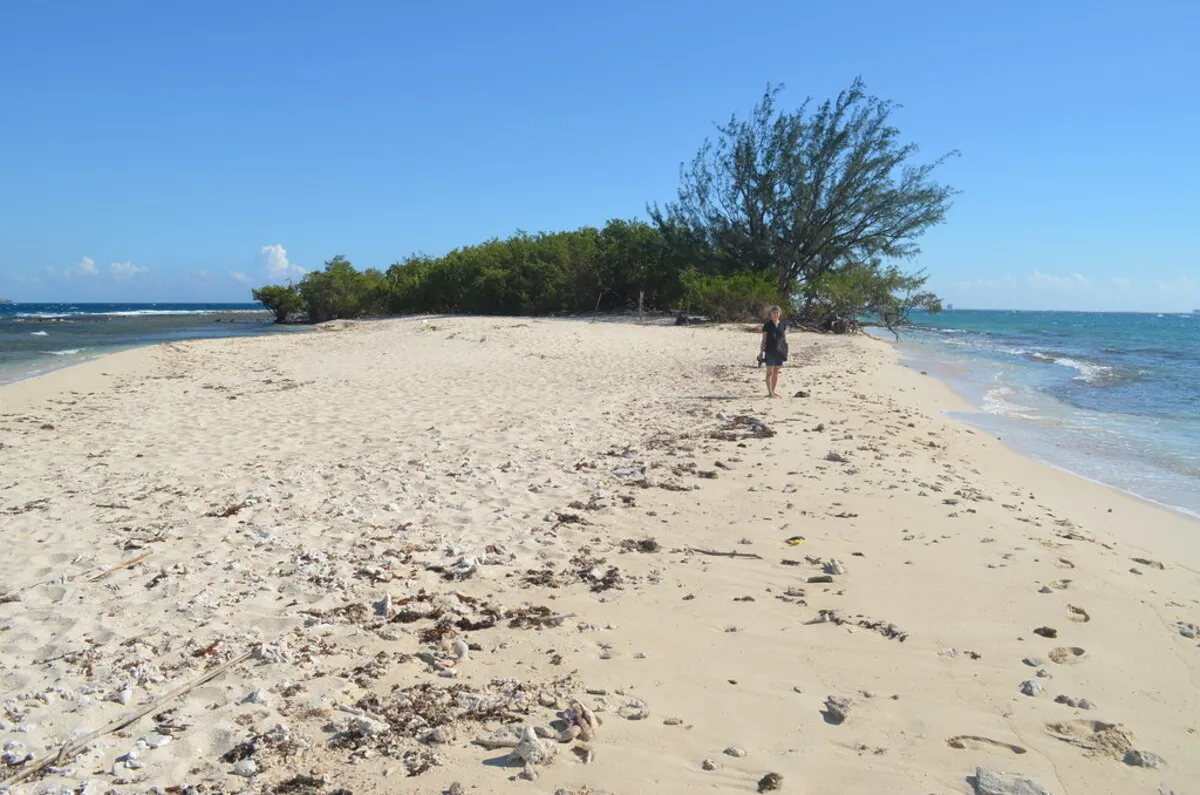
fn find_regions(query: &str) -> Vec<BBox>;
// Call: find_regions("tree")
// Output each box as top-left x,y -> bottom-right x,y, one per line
596,219 -> 682,311
805,260 -> 942,334
649,78 -> 956,327
298,255 -> 374,323
251,284 -> 302,323
681,269 -> 787,322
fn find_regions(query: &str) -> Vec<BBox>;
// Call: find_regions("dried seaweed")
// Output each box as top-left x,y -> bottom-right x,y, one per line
815,609 -> 908,642
619,538 -> 661,553
219,724 -> 307,770
582,566 -> 623,592
273,775 -> 325,795
506,605 -> 564,630
710,415 -> 775,441
208,501 -> 247,518
522,567 -> 569,587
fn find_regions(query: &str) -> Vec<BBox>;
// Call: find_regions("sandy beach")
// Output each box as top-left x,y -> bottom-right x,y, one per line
1,316 -> 1197,795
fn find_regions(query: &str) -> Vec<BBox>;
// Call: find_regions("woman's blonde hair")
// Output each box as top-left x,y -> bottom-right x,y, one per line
767,305 -> 782,316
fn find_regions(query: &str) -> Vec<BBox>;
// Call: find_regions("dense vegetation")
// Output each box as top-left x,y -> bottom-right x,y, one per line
253,79 -> 955,331
254,221 -> 681,324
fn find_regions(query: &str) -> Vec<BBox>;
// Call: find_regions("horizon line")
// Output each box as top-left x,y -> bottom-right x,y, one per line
3,300 -> 1197,315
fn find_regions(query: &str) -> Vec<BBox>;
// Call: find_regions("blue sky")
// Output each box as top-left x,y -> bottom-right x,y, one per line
1,0 -> 1196,311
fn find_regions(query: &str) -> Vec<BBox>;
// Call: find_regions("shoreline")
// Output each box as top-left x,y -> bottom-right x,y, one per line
862,334 -> 1200,568
0,349 -> 112,388
879,330 -> 1200,523
0,310 -> 301,388
2,317 -> 1198,794
2,306 -> 270,318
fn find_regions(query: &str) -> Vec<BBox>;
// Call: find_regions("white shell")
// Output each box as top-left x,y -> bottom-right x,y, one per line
512,726 -> 551,765
139,733 -> 172,749
231,758 -> 259,777
352,715 -> 391,736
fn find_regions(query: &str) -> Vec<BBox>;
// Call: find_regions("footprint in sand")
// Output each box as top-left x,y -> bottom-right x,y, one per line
1056,558 -> 1075,569
1067,604 -> 1090,622
1045,720 -> 1134,758
946,735 -> 1027,755
1048,579 -> 1072,590
1048,646 -> 1087,665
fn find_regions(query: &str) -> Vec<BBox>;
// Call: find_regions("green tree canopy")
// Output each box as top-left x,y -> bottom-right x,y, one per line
649,78 -> 956,327
251,81 -> 957,332
296,256 -> 387,323
250,284 -> 302,323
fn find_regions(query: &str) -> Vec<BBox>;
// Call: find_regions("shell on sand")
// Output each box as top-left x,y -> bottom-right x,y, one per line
824,695 -> 853,723
1048,646 -> 1087,665
476,725 -> 524,749
566,701 -> 601,741
512,725 -> 553,766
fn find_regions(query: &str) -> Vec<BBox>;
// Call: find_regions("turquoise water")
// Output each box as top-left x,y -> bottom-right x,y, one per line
894,310 -> 1200,518
0,302 -> 303,385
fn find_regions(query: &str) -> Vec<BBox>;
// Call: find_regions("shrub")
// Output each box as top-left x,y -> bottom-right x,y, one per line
297,256 -> 385,323
251,285 -> 303,323
681,269 -> 788,321
801,261 -> 942,333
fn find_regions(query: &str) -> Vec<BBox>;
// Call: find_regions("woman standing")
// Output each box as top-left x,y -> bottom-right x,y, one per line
760,305 -> 787,398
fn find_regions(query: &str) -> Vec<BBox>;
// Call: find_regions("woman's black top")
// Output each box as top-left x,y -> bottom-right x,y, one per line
763,319 -> 787,353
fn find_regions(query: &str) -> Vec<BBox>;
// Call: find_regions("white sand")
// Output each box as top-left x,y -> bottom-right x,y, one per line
1,316 -> 1197,794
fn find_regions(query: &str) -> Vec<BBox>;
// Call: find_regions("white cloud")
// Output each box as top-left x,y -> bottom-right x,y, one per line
261,244 -> 305,281
49,257 -> 100,279
1032,270 -> 1089,287
946,270 -> 1194,311
1156,277 -> 1196,293
110,261 -> 148,279
230,271 -> 250,283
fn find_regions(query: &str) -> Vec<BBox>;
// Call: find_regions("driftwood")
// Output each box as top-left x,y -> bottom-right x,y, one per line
1,647 -> 255,786
686,547 -> 764,560
83,552 -> 152,582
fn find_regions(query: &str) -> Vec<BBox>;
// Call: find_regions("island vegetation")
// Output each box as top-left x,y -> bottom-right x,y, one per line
253,79 -> 956,332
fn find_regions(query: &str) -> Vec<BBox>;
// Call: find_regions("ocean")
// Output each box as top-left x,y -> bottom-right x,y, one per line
0,302 -> 303,386
893,310 -> 1200,518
